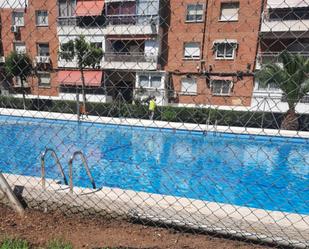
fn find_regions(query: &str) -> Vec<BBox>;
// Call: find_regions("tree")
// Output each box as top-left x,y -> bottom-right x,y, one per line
4,52 -> 33,109
256,52 -> 309,130
59,36 -> 103,117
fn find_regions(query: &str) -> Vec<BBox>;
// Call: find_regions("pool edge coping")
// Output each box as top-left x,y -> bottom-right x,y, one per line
1,107 -> 309,138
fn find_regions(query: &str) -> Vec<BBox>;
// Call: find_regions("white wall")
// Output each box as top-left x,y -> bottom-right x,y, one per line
134,71 -> 168,106
11,93 -> 113,103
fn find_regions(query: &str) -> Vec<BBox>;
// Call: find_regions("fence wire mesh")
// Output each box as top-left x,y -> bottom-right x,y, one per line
0,0 -> 308,248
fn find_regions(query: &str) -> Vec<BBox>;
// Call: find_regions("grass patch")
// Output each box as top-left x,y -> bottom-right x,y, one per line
46,239 -> 73,249
0,238 -> 29,249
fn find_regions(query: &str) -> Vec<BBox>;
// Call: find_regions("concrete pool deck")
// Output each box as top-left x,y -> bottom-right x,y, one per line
0,173 -> 308,248
1,107 -> 309,138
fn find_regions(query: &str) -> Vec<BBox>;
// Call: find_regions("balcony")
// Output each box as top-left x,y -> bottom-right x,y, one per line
266,0 -> 309,9
106,15 -> 159,25
261,19 -> 309,33
57,17 -> 78,26
105,52 -> 156,63
105,15 -> 160,35
261,4 -> 309,34
256,51 -> 309,69
102,52 -> 158,70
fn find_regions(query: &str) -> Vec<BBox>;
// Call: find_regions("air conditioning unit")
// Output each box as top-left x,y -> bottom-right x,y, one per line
11,25 -> 19,33
14,77 -> 22,87
36,56 -> 50,64
0,56 -> 5,63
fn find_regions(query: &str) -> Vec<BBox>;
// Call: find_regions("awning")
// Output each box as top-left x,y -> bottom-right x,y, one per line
213,39 -> 238,44
58,70 -> 103,87
210,76 -> 233,81
75,0 -> 105,16
267,0 -> 309,8
107,35 -> 154,41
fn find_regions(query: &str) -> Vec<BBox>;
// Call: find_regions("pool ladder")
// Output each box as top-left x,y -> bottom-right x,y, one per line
205,118 -> 218,136
40,148 -> 96,193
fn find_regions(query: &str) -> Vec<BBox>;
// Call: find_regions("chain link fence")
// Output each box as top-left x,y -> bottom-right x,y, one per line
0,0 -> 308,248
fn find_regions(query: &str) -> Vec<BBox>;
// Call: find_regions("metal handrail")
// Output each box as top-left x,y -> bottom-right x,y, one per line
41,148 -> 68,189
214,120 -> 218,136
69,151 -> 96,193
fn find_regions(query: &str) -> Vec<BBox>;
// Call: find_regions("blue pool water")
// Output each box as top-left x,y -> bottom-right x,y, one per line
0,115 -> 308,214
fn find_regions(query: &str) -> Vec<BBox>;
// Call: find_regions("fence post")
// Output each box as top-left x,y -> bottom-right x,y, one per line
0,173 -> 25,216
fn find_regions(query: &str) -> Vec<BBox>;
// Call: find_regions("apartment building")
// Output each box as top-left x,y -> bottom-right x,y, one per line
166,0 -> 263,107
57,0 -> 168,104
0,0 -> 59,96
253,0 -> 309,113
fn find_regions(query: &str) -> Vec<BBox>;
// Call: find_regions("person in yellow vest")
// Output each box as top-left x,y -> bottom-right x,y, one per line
149,96 -> 156,120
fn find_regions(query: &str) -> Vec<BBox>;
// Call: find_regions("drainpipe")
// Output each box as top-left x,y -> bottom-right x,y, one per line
200,0 -> 209,72
202,0 -> 213,75
253,0 -> 266,72
252,0 -> 266,104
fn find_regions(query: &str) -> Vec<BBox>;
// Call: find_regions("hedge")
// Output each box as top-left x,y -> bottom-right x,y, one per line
0,95 -> 308,131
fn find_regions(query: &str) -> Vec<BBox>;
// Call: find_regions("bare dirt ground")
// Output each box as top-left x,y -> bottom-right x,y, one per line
0,204 -> 273,249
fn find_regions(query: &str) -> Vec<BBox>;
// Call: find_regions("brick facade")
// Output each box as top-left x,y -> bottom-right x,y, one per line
165,0 -> 263,106
0,0 -> 59,96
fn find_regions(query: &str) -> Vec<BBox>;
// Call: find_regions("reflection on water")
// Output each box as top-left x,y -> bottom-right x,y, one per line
0,116 -> 308,214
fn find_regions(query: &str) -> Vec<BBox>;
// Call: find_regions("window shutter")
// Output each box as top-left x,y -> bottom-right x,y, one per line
221,3 -> 239,21
184,43 -> 200,58
181,78 -> 197,94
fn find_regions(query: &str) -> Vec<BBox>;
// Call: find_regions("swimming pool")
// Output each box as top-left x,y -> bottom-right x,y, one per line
0,115 -> 308,214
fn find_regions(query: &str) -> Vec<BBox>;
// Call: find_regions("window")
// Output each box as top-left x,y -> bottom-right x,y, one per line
38,73 -> 51,87
181,78 -> 197,94
211,80 -> 232,96
106,2 -> 136,15
58,0 -> 75,17
138,75 -> 162,89
220,2 -> 239,21
184,42 -> 200,59
36,10 -> 48,26
37,43 -> 50,56
186,4 -> 204,22
14,42 -> 26,54
150,76 -> 161,88
12,11 -> 24,26
214,41 -> 237,59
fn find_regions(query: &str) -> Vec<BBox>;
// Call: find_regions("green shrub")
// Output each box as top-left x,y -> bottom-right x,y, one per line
46,239 -> 73,249
161,107 -> 177,122
0,95 -> 308,131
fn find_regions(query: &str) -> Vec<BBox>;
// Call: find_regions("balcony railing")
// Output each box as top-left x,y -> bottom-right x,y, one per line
282,94 -> 309,104
106,15 -> 159,25
257,51 -> 309,65
57,17 -> 78,26
104,52 -> 157,63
